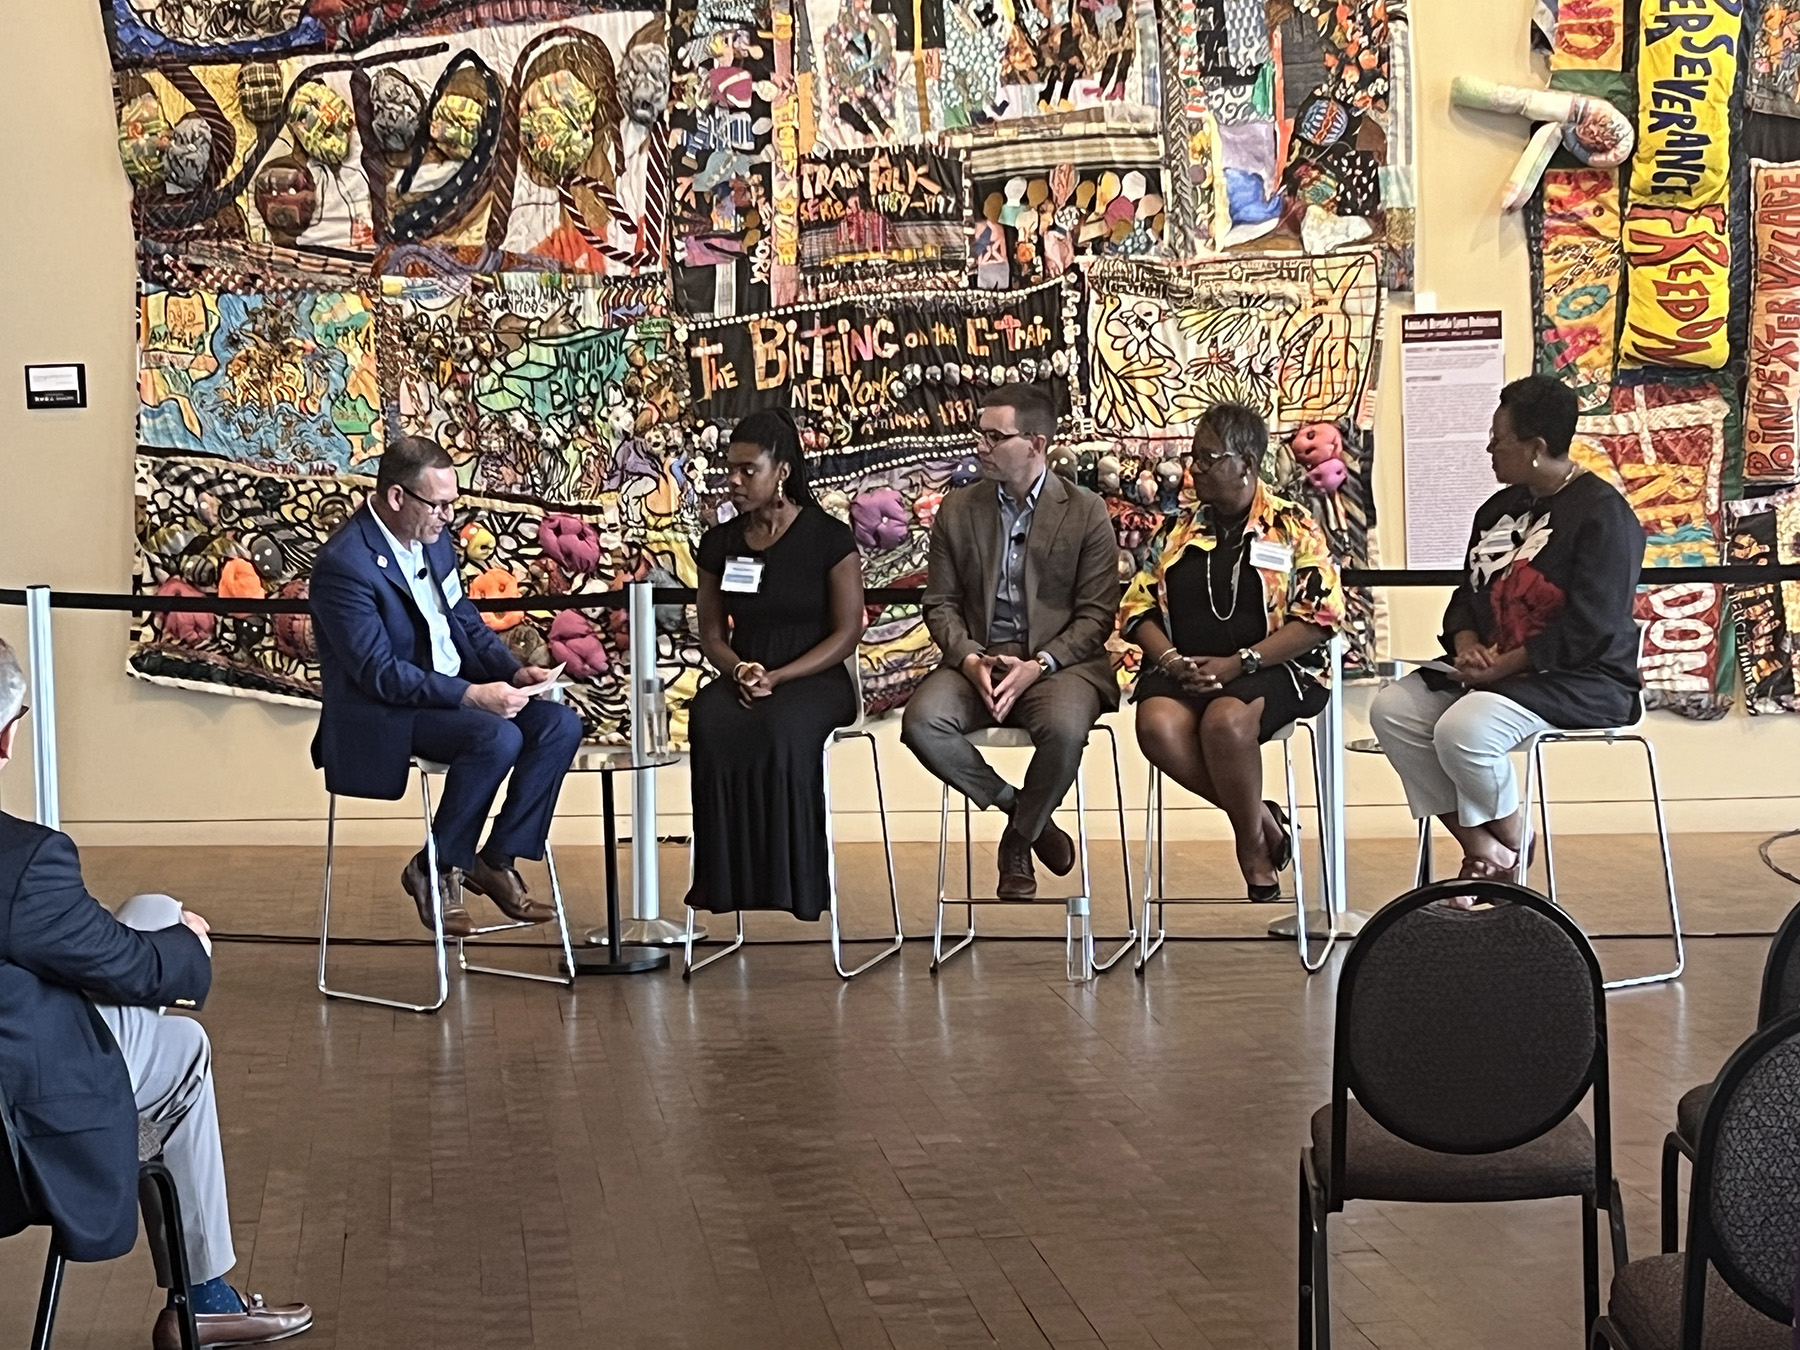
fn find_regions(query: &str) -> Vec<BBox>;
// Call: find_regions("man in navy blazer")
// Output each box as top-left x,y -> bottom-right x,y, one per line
0,641 -> 310,1348
309,434 -> 582,936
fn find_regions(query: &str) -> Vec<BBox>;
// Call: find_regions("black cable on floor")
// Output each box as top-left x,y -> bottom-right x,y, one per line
1759,829 -> 1800,887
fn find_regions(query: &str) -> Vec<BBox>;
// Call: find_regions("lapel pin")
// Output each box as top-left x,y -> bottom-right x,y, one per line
377,556 -> 388,567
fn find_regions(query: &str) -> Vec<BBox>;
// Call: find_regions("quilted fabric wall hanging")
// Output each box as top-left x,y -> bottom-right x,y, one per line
966,133 -> 1164,289
1157,0 -> 1416,290
1724,487 -> 1800,714
111,0 -> 1407,738
1570,381 -> 1734,719
1532,167 -> 1622,413
1617,0 -> 1740,370
1083,250 -> 1386,667
1746,159 -> 1800,484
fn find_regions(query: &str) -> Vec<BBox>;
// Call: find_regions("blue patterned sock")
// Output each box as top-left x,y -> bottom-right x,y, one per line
994,785 -> 1018,817
189,1278 -> 244,1314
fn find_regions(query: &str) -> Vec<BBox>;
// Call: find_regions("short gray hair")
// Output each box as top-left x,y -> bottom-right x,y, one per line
1194,401 -> 1270,468
0,639 -> 24,727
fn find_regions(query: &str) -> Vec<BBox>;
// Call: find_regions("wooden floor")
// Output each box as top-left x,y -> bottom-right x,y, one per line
0,833 -> 1792,1349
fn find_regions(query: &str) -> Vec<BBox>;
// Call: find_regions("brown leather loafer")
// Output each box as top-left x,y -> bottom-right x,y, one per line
400,855 -> 474,938
464,857 -> 555,924
153,1294 -> 313,1349
1030,819 -> 1076,876
995,826 -> 1038,900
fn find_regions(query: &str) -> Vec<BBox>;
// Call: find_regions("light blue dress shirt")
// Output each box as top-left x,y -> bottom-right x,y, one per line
371,511 -> 462,677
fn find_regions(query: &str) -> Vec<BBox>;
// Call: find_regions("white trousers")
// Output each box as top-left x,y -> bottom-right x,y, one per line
93,893 -> 236,1286
1368,673 -> 1553,828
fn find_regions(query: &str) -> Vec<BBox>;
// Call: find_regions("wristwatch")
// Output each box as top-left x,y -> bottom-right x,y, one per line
1236,647 -> 1263,675
1035,652 -> 1055,677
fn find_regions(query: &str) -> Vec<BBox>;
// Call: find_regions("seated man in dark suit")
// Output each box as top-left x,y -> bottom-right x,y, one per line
0,640 -> 310,1348
309,435 -> 583,936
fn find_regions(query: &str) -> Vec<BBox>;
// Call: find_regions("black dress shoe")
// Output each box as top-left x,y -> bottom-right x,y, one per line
1030,819 -> 1076,876
996,826 -> 1038,900
154,1293 -> 312,1348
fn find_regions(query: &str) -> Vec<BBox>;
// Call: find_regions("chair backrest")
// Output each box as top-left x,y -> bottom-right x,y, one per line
1758,900 -> 1800,1026
841,651 -> 866,733
1684,1010 -> 1800,1333
1330,880 -> 1606,1182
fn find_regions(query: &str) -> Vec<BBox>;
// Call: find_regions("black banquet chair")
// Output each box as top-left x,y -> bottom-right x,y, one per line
1661,897 -> 1800,1252
1,1093 -> 199,1350
1299,879 -> 1628,1348
1593,1009 -> 1800,1350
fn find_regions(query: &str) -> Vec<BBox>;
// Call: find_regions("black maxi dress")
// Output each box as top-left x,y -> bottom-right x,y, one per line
685,506 -> 859,920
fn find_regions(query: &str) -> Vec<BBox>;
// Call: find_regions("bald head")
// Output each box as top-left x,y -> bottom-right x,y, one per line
0,639 -> 25,771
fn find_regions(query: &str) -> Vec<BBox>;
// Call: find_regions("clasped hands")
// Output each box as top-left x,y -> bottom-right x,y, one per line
462,666 -> 559,718
1154,649 -> 1241,696
960,651 -> 1042,722
1450,641 -> 1507,687
732,660 -> 780,707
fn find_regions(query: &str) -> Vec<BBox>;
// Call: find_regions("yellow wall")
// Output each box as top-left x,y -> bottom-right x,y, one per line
0,0 -> 1794,845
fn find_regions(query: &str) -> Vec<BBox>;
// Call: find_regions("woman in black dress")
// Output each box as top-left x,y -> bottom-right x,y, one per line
1370,374 -> 1646,883
1122,403 -> 1346,900
686,411 -> 866,920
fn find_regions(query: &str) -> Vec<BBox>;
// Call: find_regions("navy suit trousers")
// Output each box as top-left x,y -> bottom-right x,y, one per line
410,698 -> 582,870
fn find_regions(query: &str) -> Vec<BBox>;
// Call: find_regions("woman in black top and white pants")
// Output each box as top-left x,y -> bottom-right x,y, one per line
1370,375 -> 1646,883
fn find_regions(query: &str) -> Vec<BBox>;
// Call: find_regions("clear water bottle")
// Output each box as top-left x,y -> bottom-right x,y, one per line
638,676 -> 670,759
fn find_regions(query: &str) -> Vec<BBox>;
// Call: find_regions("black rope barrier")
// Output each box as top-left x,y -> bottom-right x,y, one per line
2,563 -> 1795,617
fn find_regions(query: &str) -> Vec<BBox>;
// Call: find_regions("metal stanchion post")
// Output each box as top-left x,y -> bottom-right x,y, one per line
25,586 -> 59,831
585,581 -> 695,947
1268,636 -> 1366,945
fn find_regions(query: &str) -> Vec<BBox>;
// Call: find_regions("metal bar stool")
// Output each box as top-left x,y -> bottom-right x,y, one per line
1137,717 -> 1338,973
1516,697 -> 1684,989
930,722 -> 1134,982
318,756 -> 577,1013
1362,651 -> 1683,991
684,654 -> 904,979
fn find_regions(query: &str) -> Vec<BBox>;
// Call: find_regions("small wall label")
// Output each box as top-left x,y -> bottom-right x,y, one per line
25,364 -> 86,409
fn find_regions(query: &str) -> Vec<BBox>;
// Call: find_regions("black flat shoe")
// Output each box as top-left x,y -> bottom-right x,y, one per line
1264,799 -> 1294,872
1247,880 -> 1282,903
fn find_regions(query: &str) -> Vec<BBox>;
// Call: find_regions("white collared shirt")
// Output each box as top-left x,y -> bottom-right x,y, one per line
371,511 -> 462,677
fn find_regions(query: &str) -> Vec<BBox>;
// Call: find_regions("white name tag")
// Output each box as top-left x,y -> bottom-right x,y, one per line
440,570 -> 464,605
721,556 -> 764,593
1248,540 -> 1293,573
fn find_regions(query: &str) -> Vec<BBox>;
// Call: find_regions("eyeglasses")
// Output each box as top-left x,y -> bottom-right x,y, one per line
1189,450 -> 1236,470
975,428 -> 1023,449
399,484 -> 458,517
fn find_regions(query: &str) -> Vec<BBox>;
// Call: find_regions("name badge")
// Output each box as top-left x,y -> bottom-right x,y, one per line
721,556 -> 764,593
440,570 -> 464,605
1248,540 -> 1293,573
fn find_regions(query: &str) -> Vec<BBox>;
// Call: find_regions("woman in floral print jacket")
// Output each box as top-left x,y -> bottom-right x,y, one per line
1371,375 -> 1645,885
1122,402 -> 1346,902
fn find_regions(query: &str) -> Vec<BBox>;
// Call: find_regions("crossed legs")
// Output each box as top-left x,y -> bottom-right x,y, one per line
1369,673 -> 1554,880
96,893 -> 235,1287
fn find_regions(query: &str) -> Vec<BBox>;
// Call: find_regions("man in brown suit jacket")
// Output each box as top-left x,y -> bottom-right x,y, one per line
901,384 -> 1121,899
